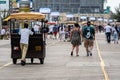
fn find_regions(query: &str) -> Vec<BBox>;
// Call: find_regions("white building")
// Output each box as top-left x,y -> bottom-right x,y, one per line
0,0 -> 9,11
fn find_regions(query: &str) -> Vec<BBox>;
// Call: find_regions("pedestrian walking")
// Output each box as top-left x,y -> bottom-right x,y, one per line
0,28 -> 6,40
19,23 -> 33,66
104,23 -> 112,43
82,21 -> 95,56
5,29 -> 10,40
70,23 -> 82,56
53,25 -> 58,39
118,25 -> 120,39
33,24 -> 40,34
113,25 -> 119,44
111,25 -> 115,41
48,25 -> 54,39
59,25 -> 65,41
65,30 -> 69,42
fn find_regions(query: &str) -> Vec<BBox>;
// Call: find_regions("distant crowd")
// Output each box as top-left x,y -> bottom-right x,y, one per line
1,22 -> 120,44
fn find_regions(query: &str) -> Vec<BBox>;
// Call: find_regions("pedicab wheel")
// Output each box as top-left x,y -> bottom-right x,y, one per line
13,58 -> 17,64
31,58 -> 34,63
39,58 -> 44,64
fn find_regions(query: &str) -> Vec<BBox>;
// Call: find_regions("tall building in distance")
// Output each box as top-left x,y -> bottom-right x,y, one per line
9,0 -> 111,22
33,0 -> 105,14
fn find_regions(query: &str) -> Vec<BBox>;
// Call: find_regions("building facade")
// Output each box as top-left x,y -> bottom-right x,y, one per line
9,0 -> 111,23
9,0 -> 33,13
33,0 -> 105,14
0,0 -> 9,10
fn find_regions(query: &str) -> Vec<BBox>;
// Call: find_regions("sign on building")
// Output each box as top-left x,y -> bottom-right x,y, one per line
39,8 -> 51,14
50,12 -> 60,16
0,0 -> 6,4
66,14 -> 73,18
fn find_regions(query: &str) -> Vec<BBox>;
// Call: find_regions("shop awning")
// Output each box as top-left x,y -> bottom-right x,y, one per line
50,12 -> 60,16
4,12 -> 45,21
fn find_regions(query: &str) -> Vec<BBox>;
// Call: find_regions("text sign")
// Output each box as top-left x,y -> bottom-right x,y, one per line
0,1 -> 6,4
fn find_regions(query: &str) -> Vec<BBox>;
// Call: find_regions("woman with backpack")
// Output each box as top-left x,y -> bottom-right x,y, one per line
53,25 -> 58,39
112,25 -> 119,44
70,23 -> 82,56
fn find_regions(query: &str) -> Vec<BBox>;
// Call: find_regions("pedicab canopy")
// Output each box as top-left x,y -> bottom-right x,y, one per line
4,12 -> 46,21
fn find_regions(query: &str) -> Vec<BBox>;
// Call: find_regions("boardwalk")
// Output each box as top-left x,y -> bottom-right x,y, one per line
0,33 -> 120,80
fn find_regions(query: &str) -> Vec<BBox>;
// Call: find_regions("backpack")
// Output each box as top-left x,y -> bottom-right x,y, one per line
53,26 -> 58,32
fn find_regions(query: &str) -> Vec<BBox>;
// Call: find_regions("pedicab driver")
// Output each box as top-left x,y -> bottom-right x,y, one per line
19,23 -> 33,66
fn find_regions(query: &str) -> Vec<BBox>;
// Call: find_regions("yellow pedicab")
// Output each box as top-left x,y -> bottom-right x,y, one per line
4,12 -> 48,64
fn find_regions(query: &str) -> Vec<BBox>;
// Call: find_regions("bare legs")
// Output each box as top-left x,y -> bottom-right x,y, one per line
76,45 -> 79,56
71,45 -> 79,56
85,46 -> 93,56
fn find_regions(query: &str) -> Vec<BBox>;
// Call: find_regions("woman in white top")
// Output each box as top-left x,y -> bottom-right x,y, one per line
1,28 -> 6,39
112,26 -> 119,44
59,26 -> 65,41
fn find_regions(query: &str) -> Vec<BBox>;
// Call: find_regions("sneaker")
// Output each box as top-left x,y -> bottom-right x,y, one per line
90,52 -> 92,56
76,54 -> 79,57
87,51 -> 92,56
71,51 -> 73,56
21,60 -> 26,66
88,51 -> 92,56
87,52 -> 89,56
117,42 -> 119,44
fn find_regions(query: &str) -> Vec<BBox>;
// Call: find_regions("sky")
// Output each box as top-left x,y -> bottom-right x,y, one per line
105,0 -> 120,13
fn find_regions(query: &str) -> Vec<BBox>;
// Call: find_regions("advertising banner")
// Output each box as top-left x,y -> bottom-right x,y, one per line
0,0 -> 6,4
80,16 -> 87,20
89,17 -> 96,21
50,12 -> 60,16
39,8 -> 51,14
66,14 -> 73,18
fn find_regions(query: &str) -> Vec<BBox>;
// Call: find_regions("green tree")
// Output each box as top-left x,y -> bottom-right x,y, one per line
112,4 -> 120,22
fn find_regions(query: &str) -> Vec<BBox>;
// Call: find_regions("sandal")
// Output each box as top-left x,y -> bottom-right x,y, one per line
71,51 -> 73,56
